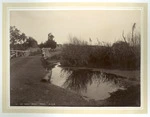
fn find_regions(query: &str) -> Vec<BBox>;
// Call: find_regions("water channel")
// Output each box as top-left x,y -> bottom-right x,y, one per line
46,63 -> 130,101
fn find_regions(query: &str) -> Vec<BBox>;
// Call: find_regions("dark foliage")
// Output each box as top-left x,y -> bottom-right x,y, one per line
10,26 -> 38,50
61,40 -> 140,70
38,33 -> 57,49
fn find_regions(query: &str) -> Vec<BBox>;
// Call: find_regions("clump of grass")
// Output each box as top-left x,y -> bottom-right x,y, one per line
61,36 -> 90,66
111,40 -> 140,69
61,45 -> 91,66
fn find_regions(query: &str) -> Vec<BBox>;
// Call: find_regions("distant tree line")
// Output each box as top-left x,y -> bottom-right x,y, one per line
38,33 -> 57,49
10,26 -> 38,50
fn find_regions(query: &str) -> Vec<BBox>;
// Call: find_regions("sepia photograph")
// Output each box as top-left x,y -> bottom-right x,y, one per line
10,9 -> 141,107
2,2 -> 148,114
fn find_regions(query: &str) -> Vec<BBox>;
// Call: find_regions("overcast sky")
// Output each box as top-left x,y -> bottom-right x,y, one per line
10,10 -> 141,44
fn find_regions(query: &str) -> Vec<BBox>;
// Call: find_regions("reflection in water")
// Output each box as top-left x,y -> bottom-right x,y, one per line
62,69 -> 93,93
50,63 -> 127,101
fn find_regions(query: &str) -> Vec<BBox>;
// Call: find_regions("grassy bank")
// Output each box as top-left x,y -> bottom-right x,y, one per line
60,35 -> 140,70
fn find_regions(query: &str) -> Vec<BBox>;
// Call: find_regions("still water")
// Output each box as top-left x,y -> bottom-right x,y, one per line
49,63 -> 127,101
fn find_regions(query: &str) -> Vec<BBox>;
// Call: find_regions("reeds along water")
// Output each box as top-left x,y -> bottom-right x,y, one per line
60,35 -> 140,70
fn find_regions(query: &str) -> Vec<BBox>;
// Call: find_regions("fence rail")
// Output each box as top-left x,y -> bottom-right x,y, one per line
10,50 -> 30,59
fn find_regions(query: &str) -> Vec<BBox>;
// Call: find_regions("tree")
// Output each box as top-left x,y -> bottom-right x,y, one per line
10,26 -> 21,48
19,33 -> 27,44
51,41 -> 57,49
48,33 -> 54,40
39,33 -> 57,49
26,37 -> 38,48
38,42 -> 44,48
10,26 -> 38,50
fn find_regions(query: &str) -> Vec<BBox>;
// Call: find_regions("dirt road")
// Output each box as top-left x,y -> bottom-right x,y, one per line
10,55 -> 88,106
